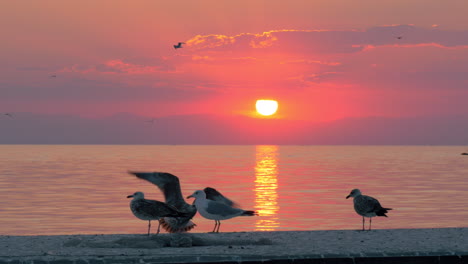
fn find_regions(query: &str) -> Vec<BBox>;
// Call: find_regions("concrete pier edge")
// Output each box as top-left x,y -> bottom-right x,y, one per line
1,228 -> 467,264
0,253 -> 467,264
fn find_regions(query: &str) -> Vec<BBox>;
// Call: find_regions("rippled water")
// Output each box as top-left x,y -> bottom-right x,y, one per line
0,145 -> 467,235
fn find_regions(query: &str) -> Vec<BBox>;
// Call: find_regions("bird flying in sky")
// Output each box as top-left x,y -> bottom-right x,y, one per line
173,42 -> 185,49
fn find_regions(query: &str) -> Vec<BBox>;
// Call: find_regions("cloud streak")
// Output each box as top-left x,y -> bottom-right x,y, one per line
186,25 -> 468,54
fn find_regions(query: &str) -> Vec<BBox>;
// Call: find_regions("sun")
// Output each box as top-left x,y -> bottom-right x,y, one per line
256,99 -> 278,116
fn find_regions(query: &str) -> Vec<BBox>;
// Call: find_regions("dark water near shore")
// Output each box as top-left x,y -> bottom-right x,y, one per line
0,145 -> 467,235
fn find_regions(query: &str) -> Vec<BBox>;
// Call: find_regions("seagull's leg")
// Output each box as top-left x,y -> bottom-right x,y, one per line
156,220 -> 161,235
369,218 -> 372,231
362,217 -> 365,231
147,220 -> 151,236
216,221 -> 221,233
212,221 -> 217,233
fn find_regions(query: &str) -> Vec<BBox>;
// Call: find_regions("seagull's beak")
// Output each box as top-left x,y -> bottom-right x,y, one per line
127,195 -> 133,198
346,195 -> 351,199
187,194 -> 194,199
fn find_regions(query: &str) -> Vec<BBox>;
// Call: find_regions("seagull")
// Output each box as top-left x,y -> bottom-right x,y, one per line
49,75 -> 57,78
4,113 -> 13,118
173,42 -> 185,49
128,171 -> 197,233
127,191 -> 190,235
187,190 -> 257,233
346,189 -> 392,231
395,36 -> 403,40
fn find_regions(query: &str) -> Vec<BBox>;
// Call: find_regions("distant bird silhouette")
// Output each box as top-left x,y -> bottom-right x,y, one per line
173,42 -> 185,49
145,118 -> 156,125
187,190 -> 257,233
4,113 -> 13,118
49,75 -> 57,78
346,189 -> 392,231
127,191 -> 190,235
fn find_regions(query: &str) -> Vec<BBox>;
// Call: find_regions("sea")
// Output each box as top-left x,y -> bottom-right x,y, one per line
0,145 -> 467,235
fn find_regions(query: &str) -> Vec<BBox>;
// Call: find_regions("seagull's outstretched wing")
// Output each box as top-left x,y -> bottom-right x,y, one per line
129,171 -> 185,207
204,187 -> 240,208
128,171 -> 197,233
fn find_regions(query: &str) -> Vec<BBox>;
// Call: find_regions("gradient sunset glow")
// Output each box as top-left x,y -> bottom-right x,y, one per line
1,1 -> 468,144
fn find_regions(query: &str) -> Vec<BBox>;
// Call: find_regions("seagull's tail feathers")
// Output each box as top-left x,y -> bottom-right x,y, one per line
159,217 -> 197,233
241,210 -> 258,216
376,207 -> 392,217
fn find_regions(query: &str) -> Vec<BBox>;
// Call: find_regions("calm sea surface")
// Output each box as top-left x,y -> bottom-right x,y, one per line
0,145 -> 467,235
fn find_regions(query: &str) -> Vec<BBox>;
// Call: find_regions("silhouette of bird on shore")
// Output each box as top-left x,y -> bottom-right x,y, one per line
4,113 -> 13,118
127,191 -> 190,235
173,42 -> 185,49
187,190 -> 257,233
346,189 -> 392,231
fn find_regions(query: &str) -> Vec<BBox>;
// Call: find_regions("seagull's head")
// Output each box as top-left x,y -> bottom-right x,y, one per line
346,189 -> 361,199
127,191 -> 144,199
187,190 -> 205,200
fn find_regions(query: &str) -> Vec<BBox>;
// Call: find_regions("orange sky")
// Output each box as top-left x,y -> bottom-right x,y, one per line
1,0 -> 468,123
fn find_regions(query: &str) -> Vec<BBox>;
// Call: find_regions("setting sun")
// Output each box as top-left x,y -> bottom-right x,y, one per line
256,100 -> 278,116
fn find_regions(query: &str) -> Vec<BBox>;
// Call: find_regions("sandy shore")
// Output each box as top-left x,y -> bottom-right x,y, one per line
0,228 -> 467,263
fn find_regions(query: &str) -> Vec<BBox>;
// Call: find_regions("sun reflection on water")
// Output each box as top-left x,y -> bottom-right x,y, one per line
254,145 -> 280,231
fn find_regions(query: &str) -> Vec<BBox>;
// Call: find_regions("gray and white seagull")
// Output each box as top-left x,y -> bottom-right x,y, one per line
346,189 -> 392,231
127,191 -> 190,235
187,190 -> 257,233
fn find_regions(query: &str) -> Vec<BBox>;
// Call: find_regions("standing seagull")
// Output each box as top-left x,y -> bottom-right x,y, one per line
187,190 -> 257,233
346,189 -> 392,231
127,191 -> 189,235
173,42 -> 185,49
4,113 -> 13,118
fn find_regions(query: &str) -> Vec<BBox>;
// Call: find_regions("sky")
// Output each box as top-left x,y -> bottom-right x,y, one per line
1,0 -> 468,144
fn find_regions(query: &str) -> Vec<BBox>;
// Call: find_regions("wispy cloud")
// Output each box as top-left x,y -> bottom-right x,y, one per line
186,25 -> 468,54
